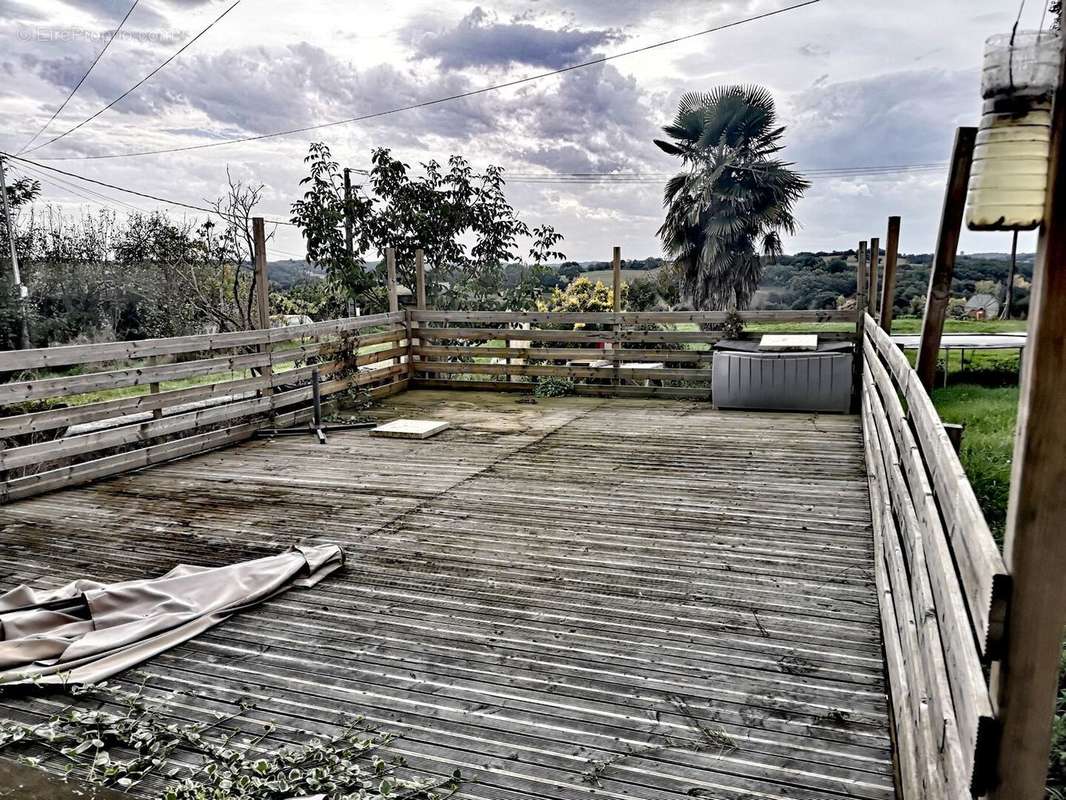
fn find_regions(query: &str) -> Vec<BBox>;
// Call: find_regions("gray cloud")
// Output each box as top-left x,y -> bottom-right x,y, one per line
515,61 -> 661,172
409,6 -> 621,69
785,68 -> 978,169
0,0 -> 47,21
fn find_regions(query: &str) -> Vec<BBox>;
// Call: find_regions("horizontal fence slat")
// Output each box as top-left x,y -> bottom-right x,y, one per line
0,375 -> 269,438
0,406 -> 316,503
0,352 -> 271,404
414,327 -> 722,344
863,369 -> 973,797
861,400 -> 922,800
408,378 -> 710,400
864,337 -> 996,792
411,310 -> 856,324
0,313 -> 405,372
413,346 -> 714,363
413,361 -> 712,381
864,315 -> 1009,654
0,384 -> 316,471
863,384 -> 952,798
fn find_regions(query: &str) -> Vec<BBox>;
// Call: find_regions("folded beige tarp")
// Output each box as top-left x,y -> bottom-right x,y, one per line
0,544 -> 343,685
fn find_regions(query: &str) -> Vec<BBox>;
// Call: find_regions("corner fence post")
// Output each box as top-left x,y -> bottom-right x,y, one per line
252,217 -> 273,397
612,246 -> 622,389
917,127 -> 977,390
851,240 -> 867,412
879,216 -> 902,332
409,248 -> 424,384
385,247 -> 398,314
867,236 -> 880,316
989,43 -> 1066,800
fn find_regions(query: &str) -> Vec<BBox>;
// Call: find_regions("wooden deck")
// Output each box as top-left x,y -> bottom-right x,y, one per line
0,390 -> 894,800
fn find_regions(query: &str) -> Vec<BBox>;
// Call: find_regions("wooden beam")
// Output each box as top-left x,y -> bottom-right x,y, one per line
868,236 -> 880,316
253,217 -> 271,330
410,248 -> 425,380
253,217 -> 273,396
386,246 -> 399,313
879,216 -> 902,332
415,248 -> 426,310
851,240 -> 867,412
612,246 -> 622,311
990,45 -> 1066,800
916,127 -> 977,390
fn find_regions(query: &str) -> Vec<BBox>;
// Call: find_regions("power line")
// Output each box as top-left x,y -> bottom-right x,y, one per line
17,0 -> 141,155
2,151 -> 297,227
24,0 -> 242,156
37,0 -> 821,162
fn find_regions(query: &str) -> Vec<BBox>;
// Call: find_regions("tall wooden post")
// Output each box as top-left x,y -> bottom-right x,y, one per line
851,241 -> 867,412
385,247 -> 398,313
989,45 -> 1066,800
867,237 -> 880,316
414,249 -> 426,310
879,216 -> 902,332
612,246 -> 622,312
611,246 -> 622,386
408,248 -> 425,382
916,127 -> 977,390
252,217 -> 273,396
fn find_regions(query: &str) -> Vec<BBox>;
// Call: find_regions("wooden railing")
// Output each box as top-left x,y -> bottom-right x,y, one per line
409,309 -> 856,398
0,312 -> 409,503
861,314 -> 1010,799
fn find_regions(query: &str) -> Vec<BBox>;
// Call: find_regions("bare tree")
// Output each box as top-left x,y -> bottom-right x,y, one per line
180,168 -> 276,333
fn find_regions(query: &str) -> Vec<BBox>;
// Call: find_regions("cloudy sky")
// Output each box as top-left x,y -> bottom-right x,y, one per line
0,0 -> 1048,261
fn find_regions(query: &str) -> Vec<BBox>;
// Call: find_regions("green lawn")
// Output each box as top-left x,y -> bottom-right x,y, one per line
931,384 -> 1018,540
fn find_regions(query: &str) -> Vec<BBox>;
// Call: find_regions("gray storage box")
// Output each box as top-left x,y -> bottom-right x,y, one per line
712,340 -> 853,413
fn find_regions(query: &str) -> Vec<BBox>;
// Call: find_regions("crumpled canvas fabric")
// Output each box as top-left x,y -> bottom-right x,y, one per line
0,544 -> 343,685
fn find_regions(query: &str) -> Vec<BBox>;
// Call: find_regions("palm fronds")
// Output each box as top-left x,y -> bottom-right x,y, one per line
657,85 -> 808,310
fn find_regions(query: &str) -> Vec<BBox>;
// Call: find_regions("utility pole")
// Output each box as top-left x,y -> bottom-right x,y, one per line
0,155 -> 29,349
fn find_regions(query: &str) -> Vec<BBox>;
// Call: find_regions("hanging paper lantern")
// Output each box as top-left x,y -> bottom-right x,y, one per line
966,30 -> 1063,231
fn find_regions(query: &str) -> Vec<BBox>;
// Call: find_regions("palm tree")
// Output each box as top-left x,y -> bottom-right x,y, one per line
656,86 -> 808,310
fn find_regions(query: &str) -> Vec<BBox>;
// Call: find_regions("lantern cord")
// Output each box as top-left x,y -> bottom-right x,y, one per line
1009,0 -> 1027,91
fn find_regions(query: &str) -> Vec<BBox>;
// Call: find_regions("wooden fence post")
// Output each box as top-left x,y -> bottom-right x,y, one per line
867,236 -> 880,316
252,217 -> 273,396
408,248 -> 425,382
612,246 -> 622,388
415,249 -> 426,310
989,44 -> 1066,800
851,241 -> 867,412
385,247 -> 398,313
879,216 -> 902,332
916,127 -> 977,390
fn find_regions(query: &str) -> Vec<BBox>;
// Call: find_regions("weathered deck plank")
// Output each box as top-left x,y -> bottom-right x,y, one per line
0,390 -> 893,799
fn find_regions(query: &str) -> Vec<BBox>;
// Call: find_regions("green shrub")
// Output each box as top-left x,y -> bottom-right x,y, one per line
534,377 -> 575,398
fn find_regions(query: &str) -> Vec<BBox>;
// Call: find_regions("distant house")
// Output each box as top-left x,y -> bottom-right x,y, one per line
964,293 -> 1000,319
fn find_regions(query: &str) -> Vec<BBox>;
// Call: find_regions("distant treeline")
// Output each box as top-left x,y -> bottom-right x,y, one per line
526,251 -> 1035,316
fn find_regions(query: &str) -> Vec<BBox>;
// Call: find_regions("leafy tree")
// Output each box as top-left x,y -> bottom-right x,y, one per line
537,276 -> 625,313
289,143 -> 373,306
656,86 -> 808,310
291,143 -> 565,312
